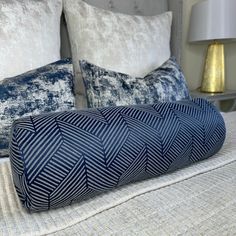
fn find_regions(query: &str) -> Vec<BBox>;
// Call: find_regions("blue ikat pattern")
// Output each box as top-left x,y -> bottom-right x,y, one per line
10,98 -> 225,212
80,57 -> 191,108
0,58 -> 75,157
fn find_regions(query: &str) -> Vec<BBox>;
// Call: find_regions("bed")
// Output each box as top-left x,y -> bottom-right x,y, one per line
0,0 -> 236,235
0,111 -> 235,235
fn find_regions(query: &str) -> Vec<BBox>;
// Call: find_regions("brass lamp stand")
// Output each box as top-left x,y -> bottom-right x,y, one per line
201,41 -> 225,93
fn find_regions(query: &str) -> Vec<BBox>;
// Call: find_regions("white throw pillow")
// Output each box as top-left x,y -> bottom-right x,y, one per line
63,0 -> 172,107
0,0 -> 62,80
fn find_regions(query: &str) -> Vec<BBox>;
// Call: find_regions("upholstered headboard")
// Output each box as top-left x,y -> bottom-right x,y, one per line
60,0 -> 183,64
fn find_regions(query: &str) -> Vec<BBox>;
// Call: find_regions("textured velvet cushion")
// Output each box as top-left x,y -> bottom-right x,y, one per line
10,98 -> 225,212
63,0 -> 172,107
80,57 -> 190,108
0,0 -> 62,80
0,58 -> 75,157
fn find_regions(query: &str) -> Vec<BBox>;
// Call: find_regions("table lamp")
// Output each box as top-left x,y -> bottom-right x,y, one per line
188,0 -> 236,93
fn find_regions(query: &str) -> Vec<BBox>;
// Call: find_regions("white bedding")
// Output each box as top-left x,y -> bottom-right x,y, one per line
0,112 -> 236,236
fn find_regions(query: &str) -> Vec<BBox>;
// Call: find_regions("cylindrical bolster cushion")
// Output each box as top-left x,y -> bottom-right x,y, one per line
10,98 -> 226,211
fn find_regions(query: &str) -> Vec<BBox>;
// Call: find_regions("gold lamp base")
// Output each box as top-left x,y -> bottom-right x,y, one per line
200,41 -> 225,93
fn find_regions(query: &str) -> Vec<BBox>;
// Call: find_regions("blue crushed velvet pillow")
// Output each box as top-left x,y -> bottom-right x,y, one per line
10,98 -> 225,212
80,57 -> 191,108
0,58 -> 75,157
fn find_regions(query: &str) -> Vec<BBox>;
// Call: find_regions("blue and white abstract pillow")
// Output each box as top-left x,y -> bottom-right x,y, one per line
80,57 -> 191,108
0,58 -> 75,157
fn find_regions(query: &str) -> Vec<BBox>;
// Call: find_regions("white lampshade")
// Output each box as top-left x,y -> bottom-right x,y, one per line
189,0 -> 236,42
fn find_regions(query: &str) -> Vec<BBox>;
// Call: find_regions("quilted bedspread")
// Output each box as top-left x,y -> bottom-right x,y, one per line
0,111 -> 236,235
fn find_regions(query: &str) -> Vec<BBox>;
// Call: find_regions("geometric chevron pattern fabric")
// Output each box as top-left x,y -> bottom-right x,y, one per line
9,98 -> 226,212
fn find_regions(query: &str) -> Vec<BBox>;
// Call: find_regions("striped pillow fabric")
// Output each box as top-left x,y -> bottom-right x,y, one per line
10,98 -> 225,211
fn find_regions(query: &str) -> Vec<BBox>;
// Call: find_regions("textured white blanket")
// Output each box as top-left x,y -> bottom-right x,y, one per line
0,112 -> 236,236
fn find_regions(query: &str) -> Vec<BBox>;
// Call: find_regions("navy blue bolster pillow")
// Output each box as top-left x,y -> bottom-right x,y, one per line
10,98 -> 226,211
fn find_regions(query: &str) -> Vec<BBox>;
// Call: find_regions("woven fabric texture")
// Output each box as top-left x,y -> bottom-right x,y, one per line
9,98 -> 225,211
0,111 -> 235,235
